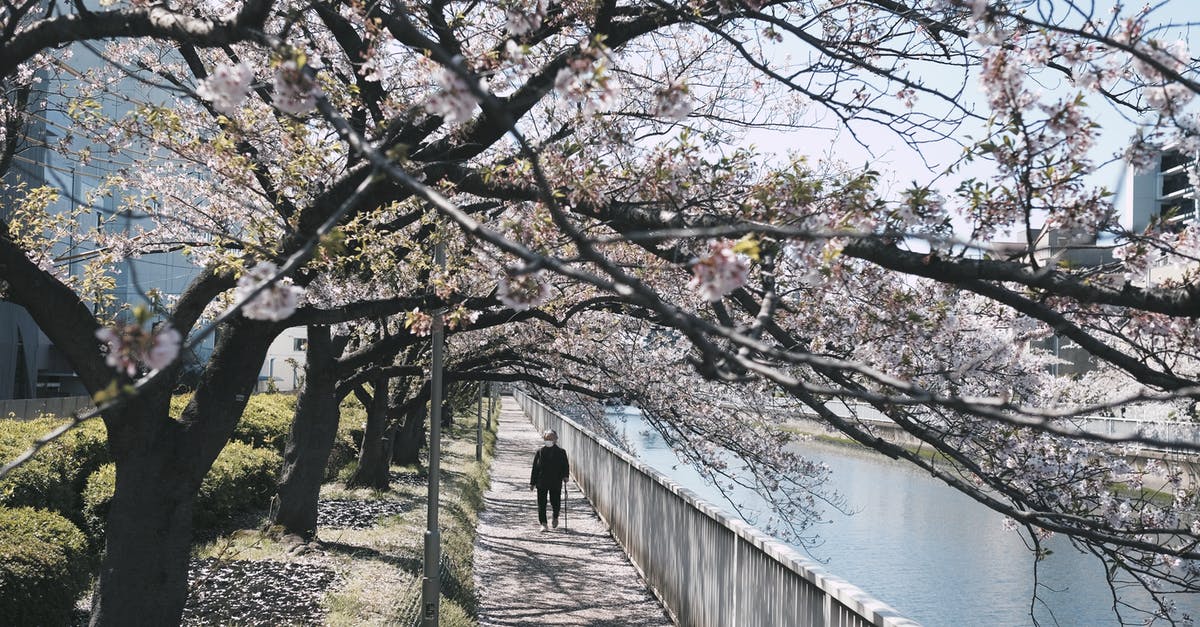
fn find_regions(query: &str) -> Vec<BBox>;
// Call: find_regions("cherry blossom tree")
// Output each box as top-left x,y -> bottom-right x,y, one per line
4,0 -> 1200,624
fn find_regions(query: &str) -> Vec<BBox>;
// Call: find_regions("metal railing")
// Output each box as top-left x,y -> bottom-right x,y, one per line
0,395 -> 92,421
515,390 -> 920,627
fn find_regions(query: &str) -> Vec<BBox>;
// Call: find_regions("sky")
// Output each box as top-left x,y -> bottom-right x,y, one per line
734,0 -> 1200,243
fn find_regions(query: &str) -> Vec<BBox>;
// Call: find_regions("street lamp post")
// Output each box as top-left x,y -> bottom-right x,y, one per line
476,383 -> 483,461
421,242 -> 447,627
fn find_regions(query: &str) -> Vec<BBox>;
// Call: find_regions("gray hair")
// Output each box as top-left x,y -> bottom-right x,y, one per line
542,430 -> 558,440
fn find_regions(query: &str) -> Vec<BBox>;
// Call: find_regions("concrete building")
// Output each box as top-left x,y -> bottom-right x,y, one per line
1118,147 -> 1200,285
258,327 -> 308,393
0,47 -> 217,399
994,226 -> 1116,376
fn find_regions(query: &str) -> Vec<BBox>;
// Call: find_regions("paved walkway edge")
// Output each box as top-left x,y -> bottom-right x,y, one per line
473,397 -> 674,626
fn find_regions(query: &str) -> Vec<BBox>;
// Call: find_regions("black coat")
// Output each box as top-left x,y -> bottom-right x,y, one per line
531,445 -> 569,489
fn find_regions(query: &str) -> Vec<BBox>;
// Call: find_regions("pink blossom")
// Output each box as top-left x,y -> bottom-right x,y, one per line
96,327 -> 138,377
144,325 -> 182,371
273,60 -> 320,116
235,261 -> 306,321
95,322 -> 182,376
689,240 -> 750,302
652,81 -> 695,121
195,62 -> 254,115
405,308 -> 433,336
425,65 -> 482,124
506,0 -> 548,36
554,54 -> 620,117
1145,83 -> 1194,114
497,271 -> 551,310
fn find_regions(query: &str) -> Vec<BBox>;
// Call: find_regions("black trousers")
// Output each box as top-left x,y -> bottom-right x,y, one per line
536,485 -> 562,525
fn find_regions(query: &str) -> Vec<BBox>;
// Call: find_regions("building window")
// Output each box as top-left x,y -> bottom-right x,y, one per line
1162,150 -> 1191,173
293,338 -> 307,351
1162,169 -> 1191,198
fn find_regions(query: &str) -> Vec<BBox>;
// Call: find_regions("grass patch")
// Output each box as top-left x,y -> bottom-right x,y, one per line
189,399 -> 501,625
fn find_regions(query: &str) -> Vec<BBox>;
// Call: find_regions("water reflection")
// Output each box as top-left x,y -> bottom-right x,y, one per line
610,407 -> 1198,626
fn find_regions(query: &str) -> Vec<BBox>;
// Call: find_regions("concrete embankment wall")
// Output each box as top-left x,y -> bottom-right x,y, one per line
515,390 -> 920,627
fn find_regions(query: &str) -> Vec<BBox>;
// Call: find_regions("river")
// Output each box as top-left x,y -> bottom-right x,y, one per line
609,407 -> 1198,626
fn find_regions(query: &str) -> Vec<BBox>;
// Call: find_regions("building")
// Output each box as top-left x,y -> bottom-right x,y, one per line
258,327 -> 308,393
1119,147 -> 1200,285
1124,148 -> 1198,234
993,226 -> 1115,376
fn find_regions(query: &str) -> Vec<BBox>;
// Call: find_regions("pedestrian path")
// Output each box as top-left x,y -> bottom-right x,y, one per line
474,397 -> 674,626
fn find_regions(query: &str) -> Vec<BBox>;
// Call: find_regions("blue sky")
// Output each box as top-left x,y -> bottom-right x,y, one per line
734,1 -> 1200,242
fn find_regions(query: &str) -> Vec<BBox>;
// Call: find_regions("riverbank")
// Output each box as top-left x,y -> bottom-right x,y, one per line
783,417 -> 1193,500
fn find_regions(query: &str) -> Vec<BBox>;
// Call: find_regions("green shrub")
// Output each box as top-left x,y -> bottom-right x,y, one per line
196,441 -> 281,527
0,506 -> 91,625
168,392 -> 193,419
232,394 -> 297,452
82,441 -> 281,535
81,464 -> 115,541
326,397 -> 367,481
0,417 -> 109,522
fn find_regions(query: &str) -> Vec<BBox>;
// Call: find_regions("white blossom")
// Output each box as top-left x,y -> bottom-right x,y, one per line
235,261 -> 306,321
497,271 -> 551,311
554,54 -> 620,117
689,240 -> 751,302
144,325 -> 182,371
652,81 -> 695,121
195,62 -> 254,115
273,60 -> 320,116
506,0 -> 548,36
425,65 -> 483,124
95,322 -> 182,376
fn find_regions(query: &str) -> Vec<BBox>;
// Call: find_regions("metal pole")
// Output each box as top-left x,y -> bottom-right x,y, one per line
487,382 -> 495,430
475,383 -> 483,461
421,243 -> 446,627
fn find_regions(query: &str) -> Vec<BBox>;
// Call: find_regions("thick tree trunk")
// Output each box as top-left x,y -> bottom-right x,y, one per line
90,319 -> 274,627
271,325 -> 340,539
346,376 -> 392,489
392,401 -> 425,466
88,432 -> 196,626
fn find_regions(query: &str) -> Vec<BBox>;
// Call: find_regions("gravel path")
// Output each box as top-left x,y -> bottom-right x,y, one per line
474,398 -> 674,626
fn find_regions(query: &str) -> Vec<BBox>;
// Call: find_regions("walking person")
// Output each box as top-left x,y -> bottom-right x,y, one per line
530,429 -> 569,532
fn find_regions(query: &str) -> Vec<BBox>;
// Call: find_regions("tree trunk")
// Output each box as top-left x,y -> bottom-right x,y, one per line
90,319 -> 274,627
271,325 -> 340,539
392,401 -> 426,466
346,375 -> 391,489
89,432 -> 195,626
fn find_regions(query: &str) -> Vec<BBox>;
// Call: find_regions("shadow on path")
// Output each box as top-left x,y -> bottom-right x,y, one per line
474,398 -> 674,626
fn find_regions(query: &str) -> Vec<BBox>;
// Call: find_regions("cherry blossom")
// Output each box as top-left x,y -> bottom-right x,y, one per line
424,63 -> 483,124
505,0 -> 548,36
652,81 -> 695,121
95,322 -> 182,376
497,271 -> 552,310
405,308 -> 433,336
195,62 -> 254,115
234,262 -> 306,321
689,240 -> 751,302
554,51 -> 620,117
272,60 -> 320,116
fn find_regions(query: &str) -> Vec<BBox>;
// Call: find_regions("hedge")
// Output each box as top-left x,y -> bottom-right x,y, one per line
0,418 -> 109,522
327,396 -> 367,481
233,394 -> 298,452
0,506 -> 91,625
82,441 -> 282,536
